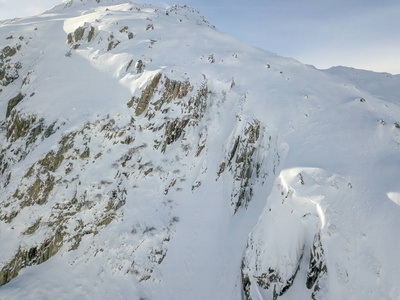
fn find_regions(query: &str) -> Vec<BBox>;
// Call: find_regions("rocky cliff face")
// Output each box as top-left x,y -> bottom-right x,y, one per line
1,1 -> 400,299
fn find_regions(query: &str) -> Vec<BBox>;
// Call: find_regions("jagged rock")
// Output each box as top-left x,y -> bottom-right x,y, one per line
87,26 -> 95,42
0,111 -> 183,287
217,119 -> 275,212
0,231 -> 63,286
6,93 -> 24,118
107,39 -> 120,51
39,132 -> 75,172
0,44 -> 21,86
241,248 -> 304,300
0,45 -> 18,59
6,111 -> 35,142
135,59 -> 144,74
74,27 -> 85,42
161,118 -> 190,153
129,73 -> 161,115
67,24 -> 96,47
0,120 -> 134,285
18,173 -> 55,207
306,232 -> 328,299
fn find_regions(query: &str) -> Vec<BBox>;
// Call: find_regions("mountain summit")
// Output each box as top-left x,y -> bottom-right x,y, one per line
1,1 -> 400,299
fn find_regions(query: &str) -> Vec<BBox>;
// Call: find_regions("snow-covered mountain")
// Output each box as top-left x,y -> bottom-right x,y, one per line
1,1 -> 399,299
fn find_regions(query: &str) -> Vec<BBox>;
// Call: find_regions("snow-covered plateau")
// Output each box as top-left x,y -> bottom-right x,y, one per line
0,1 -> 399,299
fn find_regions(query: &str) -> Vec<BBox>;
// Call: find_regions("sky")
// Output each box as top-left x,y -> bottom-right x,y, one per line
0,0 -> 399,75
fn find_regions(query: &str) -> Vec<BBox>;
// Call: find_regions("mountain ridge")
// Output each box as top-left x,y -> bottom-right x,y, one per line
0,1 -> 399,299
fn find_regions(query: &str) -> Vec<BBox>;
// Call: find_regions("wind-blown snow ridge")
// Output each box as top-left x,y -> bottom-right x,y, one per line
0,1 -> 399,300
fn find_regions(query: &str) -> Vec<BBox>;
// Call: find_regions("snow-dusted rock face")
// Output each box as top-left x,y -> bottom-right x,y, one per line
0,1 -> 400,299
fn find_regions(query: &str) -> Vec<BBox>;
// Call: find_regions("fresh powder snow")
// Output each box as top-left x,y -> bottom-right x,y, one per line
0,1 -> 399,299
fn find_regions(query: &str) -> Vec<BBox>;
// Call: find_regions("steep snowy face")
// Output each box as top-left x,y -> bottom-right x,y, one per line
1,1 -> 400,300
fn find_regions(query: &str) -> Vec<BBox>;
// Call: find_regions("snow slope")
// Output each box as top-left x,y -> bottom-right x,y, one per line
323,66 -> 400,104
0,1 -> 399,299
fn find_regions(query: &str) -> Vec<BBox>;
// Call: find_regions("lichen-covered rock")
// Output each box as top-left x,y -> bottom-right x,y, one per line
67,24 -> 96,48
87,26 -> 95,42
0,232 -> 63,286
1,24 -> 215,289
74,26 -> 85,42
0,46 -> 17,59
6,110 -> 35,142
38,132 -> 76,172
127,73 -> 202,121
129,74 -> 208,153
129,73 -> 161,116
6,93 -> 24,118
25,120 -> 44,147
0,44 -> 22,86
0,112 -> 184,286
135,59 -> 144,74
107,39 -> 120,51
0,121 -> 127,285
161,118 -> 190,153
0,114 -> 59,188
217,119 -> 279,212
5,112 -> 55,148
125,59 -> 134,72
19,173 -> 55,207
